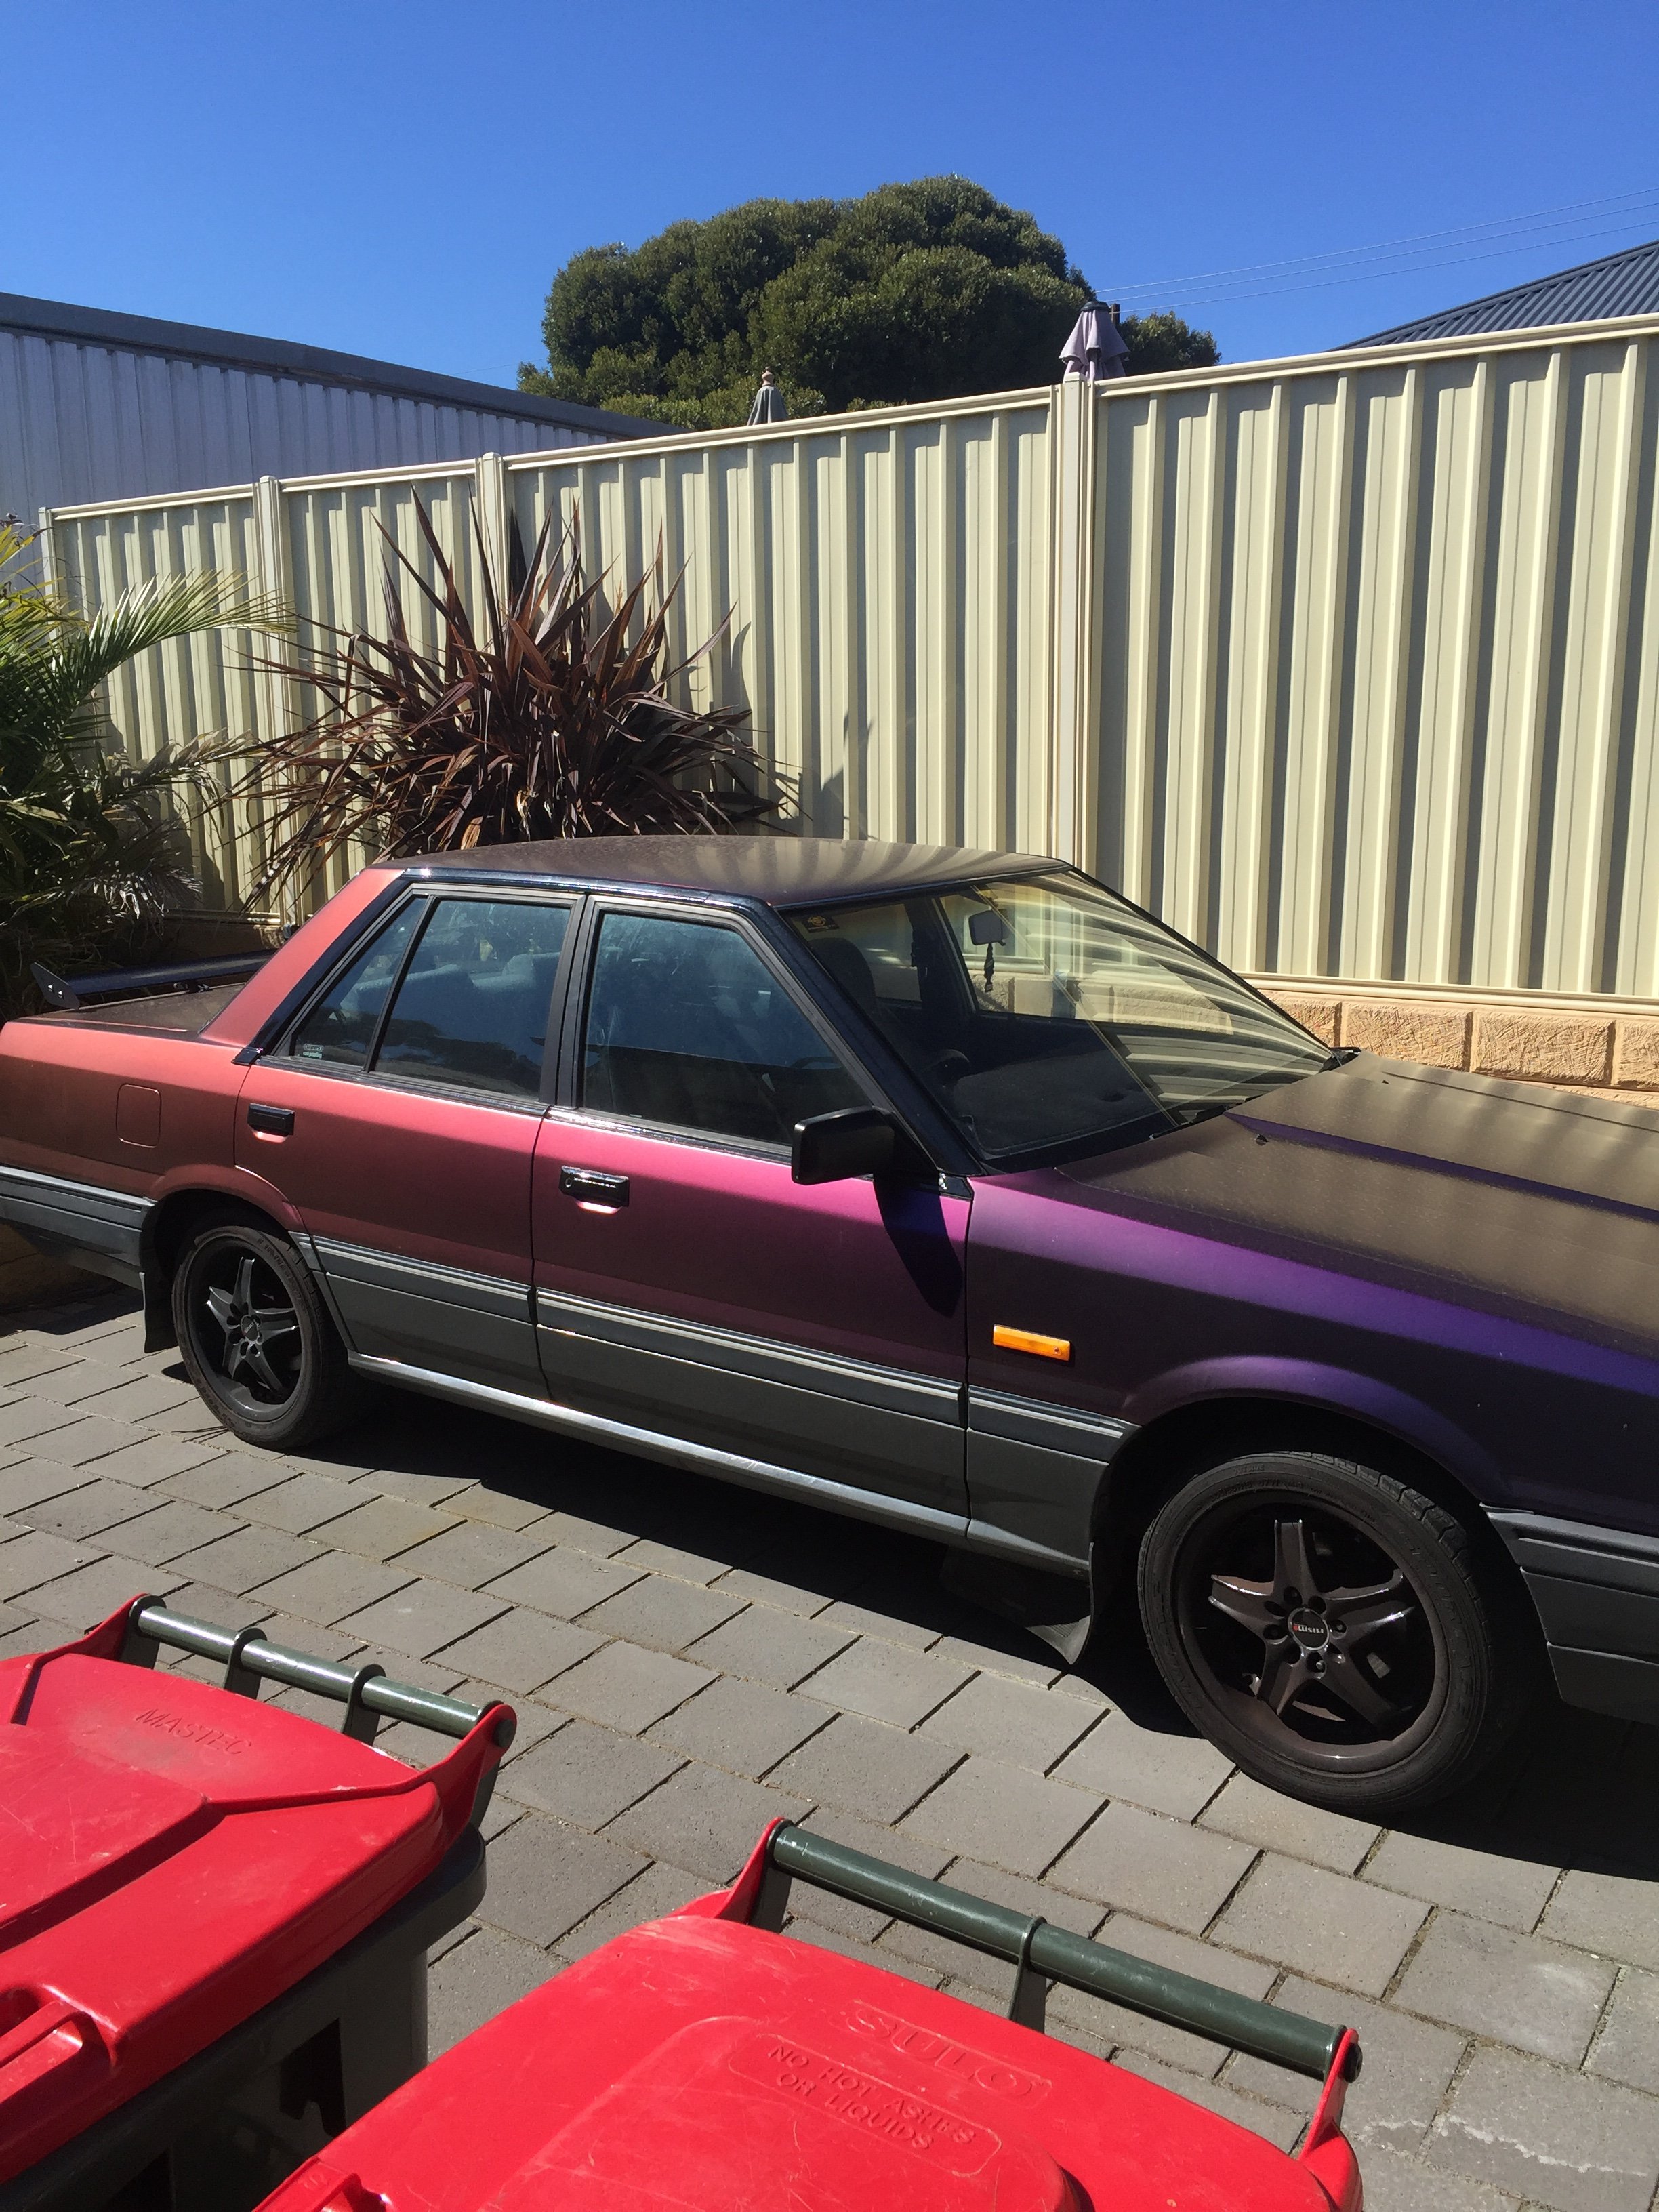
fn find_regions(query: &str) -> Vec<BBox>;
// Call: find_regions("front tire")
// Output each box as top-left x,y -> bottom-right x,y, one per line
1137,1450 -> 1529,1815
172,1213 -> 364,1450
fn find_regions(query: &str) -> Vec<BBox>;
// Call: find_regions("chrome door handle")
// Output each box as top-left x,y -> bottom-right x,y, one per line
558,1166 -> 630,1207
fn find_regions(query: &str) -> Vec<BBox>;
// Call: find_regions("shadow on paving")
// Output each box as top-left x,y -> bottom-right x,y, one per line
19,1286 -> 1659,1890
1402,1696 -> 1659,1880
312,1372 -> 1659,1888
296,1372 -> 1048,1659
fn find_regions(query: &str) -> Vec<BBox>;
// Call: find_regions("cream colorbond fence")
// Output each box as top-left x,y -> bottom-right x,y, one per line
46,462 -> 497,910
1080,321 -> 1659,998
509,394 -> 1057,859
41,315 -> 1659,998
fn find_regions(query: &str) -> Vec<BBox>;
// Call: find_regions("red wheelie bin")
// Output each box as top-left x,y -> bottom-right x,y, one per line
252,1817 -> 1365,2212
0,1593 -> 514,2212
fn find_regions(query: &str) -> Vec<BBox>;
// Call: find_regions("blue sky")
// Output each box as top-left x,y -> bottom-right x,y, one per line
7,1 -> 1656,388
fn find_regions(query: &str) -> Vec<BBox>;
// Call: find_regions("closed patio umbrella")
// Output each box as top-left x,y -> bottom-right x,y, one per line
747,368 -> 789,424
1061,302 -> 1128,380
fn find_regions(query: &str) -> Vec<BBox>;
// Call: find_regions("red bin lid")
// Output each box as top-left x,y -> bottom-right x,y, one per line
0,1603 -> 506,2182
254,1913 -> 1350,2211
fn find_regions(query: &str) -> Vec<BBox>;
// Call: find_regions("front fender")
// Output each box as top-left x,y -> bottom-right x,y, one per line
1119,1354 -> 1502,1499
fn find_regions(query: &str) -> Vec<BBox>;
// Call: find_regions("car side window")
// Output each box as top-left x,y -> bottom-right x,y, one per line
373,899 -> 571,1099
287,903 -> 424,1069
581,909 -> 864,1146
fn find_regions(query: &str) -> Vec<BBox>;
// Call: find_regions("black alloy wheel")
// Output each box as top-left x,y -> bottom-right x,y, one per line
197,1248 -> 303,1412
1138,1450 -> 1530,1814
1204,1509 -> 1435,1751
172,1214 -> 365,1450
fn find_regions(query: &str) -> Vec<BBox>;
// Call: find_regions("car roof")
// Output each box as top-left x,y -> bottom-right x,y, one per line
380,835 -> 1056,907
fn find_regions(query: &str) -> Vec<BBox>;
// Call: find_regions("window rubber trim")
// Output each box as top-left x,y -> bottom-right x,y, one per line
274,889 -> 429,1078
234,874 -> 411,1063
554,893 -> 882,1138
276,885 -> 583,1105
360,896 -> 435,1072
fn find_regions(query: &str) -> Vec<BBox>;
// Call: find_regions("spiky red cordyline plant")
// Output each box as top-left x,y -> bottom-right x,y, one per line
240,497 -> 783,901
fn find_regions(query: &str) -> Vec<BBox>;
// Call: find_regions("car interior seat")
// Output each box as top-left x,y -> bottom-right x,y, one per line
382,962 -> 487,1044
812,937 -> 879,1017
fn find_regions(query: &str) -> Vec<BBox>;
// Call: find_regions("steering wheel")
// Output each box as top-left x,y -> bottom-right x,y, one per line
928,1048 -> 971,1085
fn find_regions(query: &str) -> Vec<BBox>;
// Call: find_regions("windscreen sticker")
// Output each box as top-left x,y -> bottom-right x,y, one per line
730,2027 -> 1000,2173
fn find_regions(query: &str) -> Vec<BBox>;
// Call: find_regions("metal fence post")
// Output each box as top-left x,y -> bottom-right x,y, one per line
1049,376 -> 1099,872
251,474 -> 304,925
474,452 -> 510,588
35,506 -> 60,594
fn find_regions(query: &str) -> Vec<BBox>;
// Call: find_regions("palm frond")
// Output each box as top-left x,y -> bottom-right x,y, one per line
0,523 -> 287,1015
3,574 -> 288,763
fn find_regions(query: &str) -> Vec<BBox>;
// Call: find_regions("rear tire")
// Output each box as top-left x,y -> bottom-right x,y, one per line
1137,1450 -> 1532,1815
171,1212 -> 366,1450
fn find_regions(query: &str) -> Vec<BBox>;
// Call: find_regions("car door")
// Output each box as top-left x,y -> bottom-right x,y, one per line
530,898 -> 970,1529
789,883 -> 1135,1578
235,889 -> 577,1393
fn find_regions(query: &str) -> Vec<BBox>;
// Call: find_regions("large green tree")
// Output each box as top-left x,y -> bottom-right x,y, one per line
520,179 -> 1218,428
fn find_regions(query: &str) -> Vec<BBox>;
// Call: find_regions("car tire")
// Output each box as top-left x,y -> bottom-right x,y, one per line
171,1212 -> 367,1451
1137,1450 -> 1531,1815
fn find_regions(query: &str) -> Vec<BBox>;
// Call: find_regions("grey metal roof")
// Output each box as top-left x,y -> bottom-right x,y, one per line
1351,237 -> 1659,346
387,835 -> 1055,905
0,291 -> 663,439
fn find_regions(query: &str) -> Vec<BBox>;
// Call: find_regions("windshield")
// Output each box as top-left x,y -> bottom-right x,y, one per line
787,872 -> 1330,1163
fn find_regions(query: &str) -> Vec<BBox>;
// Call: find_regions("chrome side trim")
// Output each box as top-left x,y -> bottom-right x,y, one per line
0,1162 -> 150,1271
312,1235 -> 531,1322
536,1285 -> 961,1425
348,1353 -> 970,1546
536,1102 -> 791,1171
968,1385 -> 1134,1457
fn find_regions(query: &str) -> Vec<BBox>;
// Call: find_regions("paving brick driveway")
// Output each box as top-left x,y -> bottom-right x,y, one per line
7,1288 -> 1659,2211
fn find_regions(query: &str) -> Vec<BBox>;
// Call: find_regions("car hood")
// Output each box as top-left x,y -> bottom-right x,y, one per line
1055,1054 -> 1659,1355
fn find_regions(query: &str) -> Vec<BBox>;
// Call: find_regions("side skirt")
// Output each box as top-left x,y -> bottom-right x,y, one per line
348,1351 -> 1083,1582
0,1164 -> 148,1289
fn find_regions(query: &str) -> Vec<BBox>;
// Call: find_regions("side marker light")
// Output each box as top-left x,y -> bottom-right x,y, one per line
992,1324 -> 1071,1362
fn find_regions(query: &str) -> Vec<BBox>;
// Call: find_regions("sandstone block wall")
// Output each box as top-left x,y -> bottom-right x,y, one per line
1260,983 -> 1659,1103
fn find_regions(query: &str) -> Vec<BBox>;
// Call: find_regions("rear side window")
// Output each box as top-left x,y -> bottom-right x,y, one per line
288,903 -> 423,1069
581,911 -> 863,1145
375,899 -> 571,1098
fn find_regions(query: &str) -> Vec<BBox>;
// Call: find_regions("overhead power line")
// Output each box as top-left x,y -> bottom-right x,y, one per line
1109,188 -> 1659,316
1115,186 -> 1659,295
1142,220 -> 1659,316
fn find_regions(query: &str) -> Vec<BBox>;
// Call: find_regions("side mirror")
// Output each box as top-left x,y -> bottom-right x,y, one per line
792,1106 -> 897,1185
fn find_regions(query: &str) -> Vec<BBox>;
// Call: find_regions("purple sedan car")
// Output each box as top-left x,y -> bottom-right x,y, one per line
5,836 -> 1657,1814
